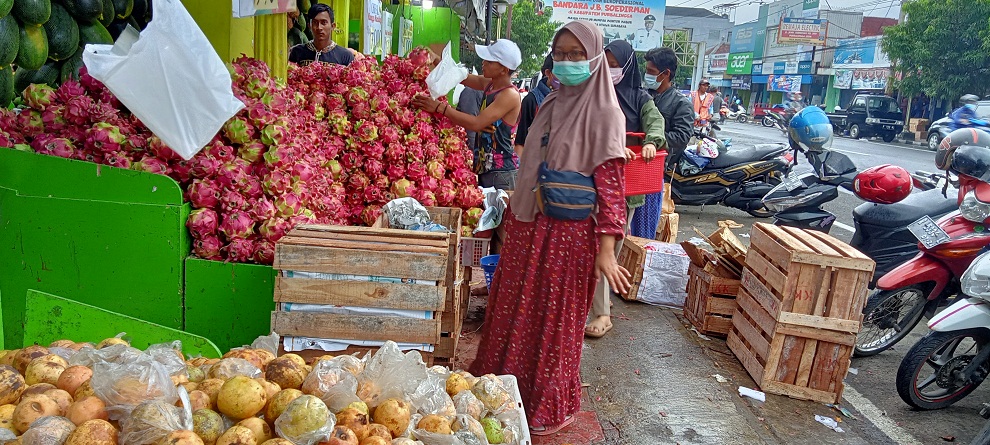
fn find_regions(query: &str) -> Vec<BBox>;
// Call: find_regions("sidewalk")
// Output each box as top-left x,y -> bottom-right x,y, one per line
454,278 -> 888,445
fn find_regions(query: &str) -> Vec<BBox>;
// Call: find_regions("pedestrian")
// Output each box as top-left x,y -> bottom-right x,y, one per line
288,4 -> 355,66
643,47 -> 693,188
585,40 -> 666,339
690,79 -> 715,129
514,54 -> 557,157
412,39 -> 523,190
712,87 -> 724,123
469,20 -> 632,436
456,86 -> 484,152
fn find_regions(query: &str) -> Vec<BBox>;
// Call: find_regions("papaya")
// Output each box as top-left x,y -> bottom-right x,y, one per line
59,47 -> 83,82
0,14 -> 17,66
11,0 -> 50,25
62,0 -> 102,22
79,20 -> 112,45
12,61 -> 57,95
43,3 -> 78,61
0,0 -> 13,18
0,65 -> 13,107
14,23 -> 47,70
98,0 -> 112,26
110,0 -> 129,18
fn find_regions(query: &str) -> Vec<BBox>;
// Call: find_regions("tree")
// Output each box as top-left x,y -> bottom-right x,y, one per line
883,0 -> 990,105
497,0 -> 560,76
661,30 -> 697,89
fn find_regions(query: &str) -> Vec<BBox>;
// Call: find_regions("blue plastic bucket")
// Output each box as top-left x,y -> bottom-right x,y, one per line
480,254 -> 500,289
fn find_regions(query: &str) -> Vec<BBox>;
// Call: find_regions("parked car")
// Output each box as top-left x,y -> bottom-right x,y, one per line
925,100 -> 990,150
827,94 -> 905,142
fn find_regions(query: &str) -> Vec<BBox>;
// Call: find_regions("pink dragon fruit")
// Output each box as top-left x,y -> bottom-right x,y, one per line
385,163 -> 406,181
414,189 -> 437,207
225,238 -> 256,263
451,167 -> 476,186
186,179 -> 221,209
419,176 -> 439,192
238,141 -> 266,163
186,208 -> 219,238
253,240 -> 275,264
325,159 -> 343,180
379,125 -> 402,145
384,145 -> 405,163
23,84 -> 55,110
189,155 -> 222,179
169,160 -> 193,184
391,179 -> 416,198
363,185 -> 385,203
263,145 -> 297,169
248,198 -> 277,220
224,117 -> 256,144
259,217 -> 292,242
242,177 -> 265,198
133,157 -> 170,175
423,143 -> 442,160
31,136 -> 75,158
64,95 -> 95,126
353,120 -> 379,143
275,193 -> 304,218
362,158 -> 384,177
220,190 -> 250,213
338,151 -> 362,171
360,205 -> 383,226
54,80 -> 86,105
261,123 -> 286,146
262,170 -> 293,196
17,110 -> 44,137
193,235 -> 224,260
406,162 -> 428,183
436,180 -> 457,206
145,137 -> 179,161
218,159 -> 253,189
327,110 -> 350,135
456,186 -> 485,208
201,142 -> 236,162
219,211 -> 256,240
291,163 -> 315,182
347,172 -> 370,191
426,160 -> 445,179
104,151 -> 133,169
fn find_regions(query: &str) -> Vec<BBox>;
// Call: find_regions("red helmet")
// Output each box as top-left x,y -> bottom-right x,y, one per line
854,164 -> 913,204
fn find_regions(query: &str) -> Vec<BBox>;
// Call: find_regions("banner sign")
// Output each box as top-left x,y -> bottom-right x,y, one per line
731,76 -> 752,90
709,54 -> 728,72
551,0 -> 667,52
768,74 -> 802,92
731,22 -> 756,54
834,36 -> 889,68
233,0 -> 297,18
398,18 -> 414,57
726,52 -> 753,75
834,68 -> 889,90
363,0 -> 384,55
778,18 -> 826,45
381,10 -> 393,56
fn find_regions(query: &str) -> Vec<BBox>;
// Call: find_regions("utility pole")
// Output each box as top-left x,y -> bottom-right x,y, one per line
505,5 -> 514,39
895,1 -> 911,137
486,0 -> 493,44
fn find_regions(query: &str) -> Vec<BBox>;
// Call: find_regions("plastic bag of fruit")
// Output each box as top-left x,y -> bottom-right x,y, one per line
119,388 -> 192,445
274,395 -> 336,445
356,342 -> 428,407
90,353 -> 178,420
426,42 -> 469,99
300,360 -> 360,413
21,416 -> 75,445
410,371 -> 456,417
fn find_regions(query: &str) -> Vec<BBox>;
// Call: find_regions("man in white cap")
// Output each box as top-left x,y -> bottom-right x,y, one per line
413,39 -> 523,190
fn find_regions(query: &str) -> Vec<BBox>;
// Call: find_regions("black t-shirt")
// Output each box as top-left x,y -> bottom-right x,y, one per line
288,42 -> 355,66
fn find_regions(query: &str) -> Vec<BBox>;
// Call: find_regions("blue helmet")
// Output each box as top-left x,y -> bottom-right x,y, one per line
788,106 -> 833,152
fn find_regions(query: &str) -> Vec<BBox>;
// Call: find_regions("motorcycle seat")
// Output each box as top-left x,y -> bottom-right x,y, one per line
853,187 -> 959,227
707,144 -> 788,168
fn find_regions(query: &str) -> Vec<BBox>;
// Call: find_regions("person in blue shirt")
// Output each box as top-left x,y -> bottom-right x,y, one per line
950,94 -> 986,130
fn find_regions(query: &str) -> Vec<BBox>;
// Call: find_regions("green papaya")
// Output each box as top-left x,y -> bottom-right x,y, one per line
12,61 -> 57,94
0,14 -> 18,66
111,0 -> 129,18
98,0 -> 112,26
11,0 -> 50,25
0,0 -> 13,18
14,23 -> 47,70
0,65 -> 13,107
43,3 -> 78,61
59,47 -> 83,82
79,19 -> 112,45
62,0 -> 102,23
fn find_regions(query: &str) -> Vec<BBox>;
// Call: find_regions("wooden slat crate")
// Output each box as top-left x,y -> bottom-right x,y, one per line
616,236 -> 653,302
727,223 -> 875,404
684,263 -> 740,336
272,207 -> 462,363
435,267 -> 472,364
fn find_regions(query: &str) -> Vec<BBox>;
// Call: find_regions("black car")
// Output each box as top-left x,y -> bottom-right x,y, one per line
925,100 -> 990,150
827,94 -> 905,142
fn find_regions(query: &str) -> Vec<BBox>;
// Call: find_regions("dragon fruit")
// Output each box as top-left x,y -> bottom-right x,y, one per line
23,84 -> 55,110
219,211 -> 256,240
436,180 -> 457,207
133,157 -> 170,175
261,123 -> 286,146
385,163 -> 406,181
170,160 -> 193,184
187,208 -> 219,238
464,207 -> 484,227
242,177 -> 264,198
248,198 -> 277,220
451,167 -> 476,186
262,170 -> 293,196
54,80 -> 86,105
224,117 -> 256,144
360,205 -> 383,226
275,193 -> 304,218
190,156 -> 222,179
186,179 -> 221,209
391,179 -> 415,198
17,110 -> 44,137
419,176 -> 439,192
220,190 -> 250,213
406,162 -> 428,183
325,159 -> 343,180
225,238 -> 256,263
104,151 -> 132,169
193,235 -> 224,260
84,123 -> 126,153
253,240 -> 275,264
201,142 -> 236,162
426,160 -> 445,179
238,141 -> 266,163
31,137 -> 75,158
456,187 -> 485,208
259,217 -> 292,242
63,95 -> 95,125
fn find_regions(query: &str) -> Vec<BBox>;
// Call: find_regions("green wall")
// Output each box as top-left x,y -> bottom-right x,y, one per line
181,0 -> 256,62
386,6 -> 461,61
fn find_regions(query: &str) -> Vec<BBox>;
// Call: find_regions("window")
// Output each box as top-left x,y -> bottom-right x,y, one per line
867,98 -> 902,114
852,97 -> 867,109
977,102 -> 990,119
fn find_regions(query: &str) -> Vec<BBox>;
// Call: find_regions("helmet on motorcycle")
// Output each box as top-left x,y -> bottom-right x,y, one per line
853,164 -> 912,204
935,128 -> 990,172
788,106 -> 833,152
961,94 -> 980,105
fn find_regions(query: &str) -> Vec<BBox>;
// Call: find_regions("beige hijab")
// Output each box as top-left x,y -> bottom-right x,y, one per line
510,21 -> 627,223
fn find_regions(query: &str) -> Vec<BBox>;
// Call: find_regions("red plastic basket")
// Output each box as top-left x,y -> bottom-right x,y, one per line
624,133 -> 667,197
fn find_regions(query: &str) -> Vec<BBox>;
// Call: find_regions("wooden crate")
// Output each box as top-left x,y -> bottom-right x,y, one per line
727,223 -> 875,404
272,207 -> 462,361
656,213 -> 678,243
684,263 -> 740,336
435,267 -> 471,364
616,236 -> 653,302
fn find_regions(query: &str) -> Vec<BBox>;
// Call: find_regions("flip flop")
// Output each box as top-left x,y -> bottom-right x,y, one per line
584,317 -> 613,338
530,415 -> 575,436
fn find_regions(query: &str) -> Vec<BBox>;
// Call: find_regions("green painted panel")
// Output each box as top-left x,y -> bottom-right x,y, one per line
24,290 -> 221,358
184,258 -> 276,353
388,6 -> 461,61
0,150 -> 188,347
181,0 -> 255,62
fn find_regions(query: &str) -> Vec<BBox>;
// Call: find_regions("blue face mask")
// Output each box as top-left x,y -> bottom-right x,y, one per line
966,103 -> 977,111
644,74 -> 660,90
552,53 -> 603,86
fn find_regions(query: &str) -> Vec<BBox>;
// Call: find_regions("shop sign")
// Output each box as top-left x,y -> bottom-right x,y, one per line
363,0 -> 384,55
551,0 -> 667,52
751,61 -> 763,75
726,52 -> 753,75
767,74 -> 801,92
833,36 -> 890,68
731,76 -> 752,90
709,53 -> 728,72
398,18 -> 414,57
731,22 -> 756,54
834,68 -> 889,90
778,18 -> 826,45
382,10 -> 394,56
232,0 -> 296,18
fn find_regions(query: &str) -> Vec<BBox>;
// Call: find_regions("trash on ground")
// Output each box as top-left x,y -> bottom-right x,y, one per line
815,415 -> 844,433
712,374 -> 729,383
825,403 -> 857,420
847,367 -> 859,375
738,386 -> 766,402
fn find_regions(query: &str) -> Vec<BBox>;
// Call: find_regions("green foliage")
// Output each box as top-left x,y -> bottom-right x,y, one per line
883,0 -> 990,103
497,0 -> 560,76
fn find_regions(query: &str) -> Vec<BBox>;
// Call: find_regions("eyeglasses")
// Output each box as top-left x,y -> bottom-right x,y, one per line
552,50 -> 587,62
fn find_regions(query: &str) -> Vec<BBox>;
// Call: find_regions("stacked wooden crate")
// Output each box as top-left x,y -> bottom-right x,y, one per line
271,207 -> 464,365
909,118 -> 930,142
727,223 -> 875,404
684,258 -> 741,337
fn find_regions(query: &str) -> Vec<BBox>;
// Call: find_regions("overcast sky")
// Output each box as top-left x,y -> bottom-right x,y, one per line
668,0 -> 902,24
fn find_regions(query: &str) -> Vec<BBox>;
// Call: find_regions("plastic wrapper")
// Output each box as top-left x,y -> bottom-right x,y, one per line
22,416 -> 75,445
426,42 -> 469,99
300,361 -> 359,413
476,188 -> 509,233
0,427 -> 15,441
410,413 -> 476,445
637,242 -> 690,308
207,358 -> 261,380
146,341 -> 187,377
250,332 -> 280,356
325,354 -> 365,376
391,439 -> 426,445
470,375 -> 512,414
274,395 -> 335,445
383,198 -> 432,230
90,354 -> 178,420
119,388 -> 192,445
453,391 -> 485,421
69,344 -> 143,368
82,0 -> 245,160
46,347 -> 77,363
357,342 -> 428,407
452,415 -> 490,445
410,373 -> 456,417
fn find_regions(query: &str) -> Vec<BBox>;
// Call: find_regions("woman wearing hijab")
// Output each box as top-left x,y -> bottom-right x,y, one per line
585,40 -> 667,338
468,21 -> 633,436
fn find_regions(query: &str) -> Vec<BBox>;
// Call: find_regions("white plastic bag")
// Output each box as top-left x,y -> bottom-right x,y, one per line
426,42 -> 469,99
82,0 -> 244,160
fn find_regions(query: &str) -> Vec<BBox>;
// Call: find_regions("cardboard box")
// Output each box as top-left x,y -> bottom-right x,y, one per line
909,118 -> 930,132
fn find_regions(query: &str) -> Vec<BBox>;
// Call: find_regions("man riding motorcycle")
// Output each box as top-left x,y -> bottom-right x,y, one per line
950,94 -> 986,131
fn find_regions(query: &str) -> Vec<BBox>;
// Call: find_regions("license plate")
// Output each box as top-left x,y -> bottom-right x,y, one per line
907,216 -> 950,249
883,125 -> 896,130
782,174 -> 803,192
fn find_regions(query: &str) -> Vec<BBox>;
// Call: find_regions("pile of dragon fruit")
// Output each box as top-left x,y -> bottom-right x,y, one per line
0,51 -> 485,265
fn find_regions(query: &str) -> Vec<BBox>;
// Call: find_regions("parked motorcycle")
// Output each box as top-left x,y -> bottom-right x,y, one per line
668,131 -> 793,217
762,147 -> 859,231
720,105 -> 749,123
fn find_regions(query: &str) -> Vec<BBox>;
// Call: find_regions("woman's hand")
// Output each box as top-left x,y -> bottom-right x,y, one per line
624,148 -> 636,162
642,143 -> 657,163
411,94 -> 441,113
595,249 -> 632,296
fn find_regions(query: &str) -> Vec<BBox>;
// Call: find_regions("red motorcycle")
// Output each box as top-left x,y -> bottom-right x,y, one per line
855,130 -> 990,357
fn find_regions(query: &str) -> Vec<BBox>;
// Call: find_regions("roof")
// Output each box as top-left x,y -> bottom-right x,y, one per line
861,17 -> 898,37
706,42 -> 731,55
665,6 -> 729,19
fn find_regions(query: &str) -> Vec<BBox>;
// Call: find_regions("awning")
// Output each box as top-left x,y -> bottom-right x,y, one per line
752,75 -> 813,84
708,78 -> 732,87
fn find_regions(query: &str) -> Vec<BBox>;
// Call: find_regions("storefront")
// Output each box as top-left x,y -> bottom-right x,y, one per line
828,36 -> 892,108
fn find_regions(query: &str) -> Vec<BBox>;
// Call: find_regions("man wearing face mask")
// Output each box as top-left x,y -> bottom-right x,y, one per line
515,54 -> 557,157
644,47 -> 694,172
950,94 -> 986,131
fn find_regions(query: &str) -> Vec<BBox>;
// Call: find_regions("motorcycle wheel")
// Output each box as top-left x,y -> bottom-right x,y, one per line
762,116 -> 775,127
737,115 -> 748,123
855,286 -> 929,357
744,175 -> 782,218
896,328 -> 990,410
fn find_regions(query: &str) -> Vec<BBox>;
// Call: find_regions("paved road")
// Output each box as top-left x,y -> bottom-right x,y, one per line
681,121 -> 988,445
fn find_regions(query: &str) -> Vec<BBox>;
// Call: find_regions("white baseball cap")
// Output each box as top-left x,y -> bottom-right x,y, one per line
475,39 -> 522,71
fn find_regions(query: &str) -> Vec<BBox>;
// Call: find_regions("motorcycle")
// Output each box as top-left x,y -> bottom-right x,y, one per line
762,110 -> 789,133
668,131 -> 793,217
855,172 -> 990,357
720,105 -> 749,123
895,222 -> 990,410
762,148 -> 859,232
